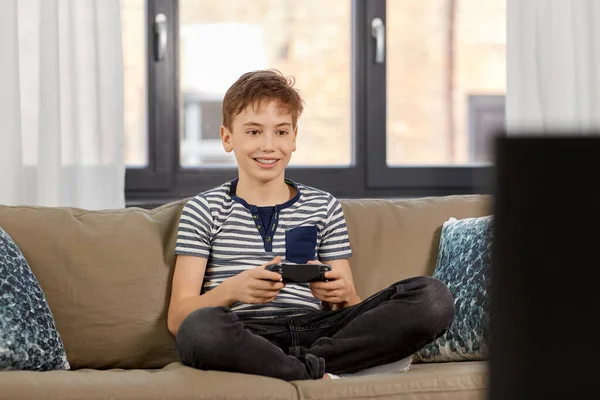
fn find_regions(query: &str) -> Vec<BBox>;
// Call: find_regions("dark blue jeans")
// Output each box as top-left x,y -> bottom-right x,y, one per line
176,276 -> 454,381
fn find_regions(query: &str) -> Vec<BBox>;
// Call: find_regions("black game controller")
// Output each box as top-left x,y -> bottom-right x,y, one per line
265,263 -> 332,283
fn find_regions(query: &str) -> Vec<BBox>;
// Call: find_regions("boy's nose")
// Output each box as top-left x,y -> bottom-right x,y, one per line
260,133 -> 275,151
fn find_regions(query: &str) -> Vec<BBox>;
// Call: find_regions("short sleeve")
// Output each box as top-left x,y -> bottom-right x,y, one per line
174,196 -> 213,258
318,196 -> 353,261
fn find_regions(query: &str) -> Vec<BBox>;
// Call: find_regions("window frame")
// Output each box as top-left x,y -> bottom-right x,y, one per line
124,0 -> 177,193
364,0 -> 495,192
124,0 -> 496,207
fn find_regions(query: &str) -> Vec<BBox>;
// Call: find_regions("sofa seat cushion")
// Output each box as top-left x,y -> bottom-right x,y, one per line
292,361 -> 488,400
0,362 -> 299,400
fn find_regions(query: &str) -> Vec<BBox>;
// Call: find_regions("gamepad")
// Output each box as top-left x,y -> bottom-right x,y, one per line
265,263 -> 331,283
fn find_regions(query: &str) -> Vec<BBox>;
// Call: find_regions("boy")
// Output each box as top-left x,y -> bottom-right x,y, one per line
167,70 -> 454,381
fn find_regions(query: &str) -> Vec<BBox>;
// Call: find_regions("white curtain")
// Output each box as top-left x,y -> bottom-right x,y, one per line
506,0 -> 600,133
0,0 -> 125,209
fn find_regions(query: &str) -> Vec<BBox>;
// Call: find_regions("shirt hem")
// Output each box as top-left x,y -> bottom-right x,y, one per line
174,250 -> 210,258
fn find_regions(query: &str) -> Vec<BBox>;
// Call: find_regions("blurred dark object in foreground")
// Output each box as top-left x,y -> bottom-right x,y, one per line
490,134 -> 600,400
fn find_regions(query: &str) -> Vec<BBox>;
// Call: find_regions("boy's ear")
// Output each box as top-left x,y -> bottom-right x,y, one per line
221,126 -> 233,152
292,126 -> 298,152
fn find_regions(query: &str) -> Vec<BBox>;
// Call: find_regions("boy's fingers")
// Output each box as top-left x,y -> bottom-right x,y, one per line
253,277 -> 284,288
261,255 -> 281,268
256,269 -> 283,282
272,256 -> 281,264
311,280 -> 343,290
325,291 -> 344,300
312,289 -> 343,302
254,290 -> 280,299
324,270 -> 342,280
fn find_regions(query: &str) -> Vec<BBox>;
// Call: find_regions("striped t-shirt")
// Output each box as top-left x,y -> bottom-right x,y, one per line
174,178 -> 353,319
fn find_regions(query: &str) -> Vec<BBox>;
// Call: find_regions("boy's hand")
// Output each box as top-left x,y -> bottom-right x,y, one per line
308,260 -> 360,307
222,256 -> 285,304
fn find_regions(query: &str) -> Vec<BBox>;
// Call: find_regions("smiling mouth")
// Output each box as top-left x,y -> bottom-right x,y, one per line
254,158 -> 279,165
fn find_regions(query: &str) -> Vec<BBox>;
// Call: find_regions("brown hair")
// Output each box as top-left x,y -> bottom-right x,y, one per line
222,69 -> 305,130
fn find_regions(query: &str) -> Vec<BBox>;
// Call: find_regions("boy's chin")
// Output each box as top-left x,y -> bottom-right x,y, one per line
253,169 -> 285,181
241,163 -> 287,182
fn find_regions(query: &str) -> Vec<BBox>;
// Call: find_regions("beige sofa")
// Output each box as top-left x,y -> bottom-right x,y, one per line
0,195 -> 491,400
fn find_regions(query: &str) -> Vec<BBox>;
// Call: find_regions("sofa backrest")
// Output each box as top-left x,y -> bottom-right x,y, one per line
0,194 -> 491,370
342,195 -> 491,298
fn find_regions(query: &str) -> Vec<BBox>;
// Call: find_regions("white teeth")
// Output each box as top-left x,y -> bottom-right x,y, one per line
256,159 -> 277,164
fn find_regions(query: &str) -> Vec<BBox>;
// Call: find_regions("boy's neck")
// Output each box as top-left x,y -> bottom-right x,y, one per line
235,176 -> 295,207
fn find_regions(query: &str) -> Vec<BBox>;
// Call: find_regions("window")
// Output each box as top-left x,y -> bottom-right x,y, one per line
365,0 -> 505,191
122,0 -> 505,206
121,0 -> 148,168
177,0 -> 354,168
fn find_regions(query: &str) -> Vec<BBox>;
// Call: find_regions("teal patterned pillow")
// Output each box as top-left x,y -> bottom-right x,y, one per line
0,227 -> 70,370
415,215 -> 492,362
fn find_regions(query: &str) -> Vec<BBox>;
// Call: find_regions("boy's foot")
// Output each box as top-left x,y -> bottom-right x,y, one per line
324,356 -> 412,379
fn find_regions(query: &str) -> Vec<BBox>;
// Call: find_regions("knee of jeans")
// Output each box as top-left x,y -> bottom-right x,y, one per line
176,307 -> 232,364
419,277 -> 456,334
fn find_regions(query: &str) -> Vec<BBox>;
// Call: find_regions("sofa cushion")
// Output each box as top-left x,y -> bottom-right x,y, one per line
293,361 -> 488,400
0,226 -> 69,371
0,362 -> 299,400
415,216 -> 493,362
0,202 -> 188,369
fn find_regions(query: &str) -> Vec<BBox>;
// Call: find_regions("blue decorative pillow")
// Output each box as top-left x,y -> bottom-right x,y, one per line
0,227 -> 70,370
414,215 -> 493,362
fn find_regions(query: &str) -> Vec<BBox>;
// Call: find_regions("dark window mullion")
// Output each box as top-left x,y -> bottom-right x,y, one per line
350,0 -> 368,192
365,0 -> 387,189
125,0 -> 175,193
151,0 -> 177,187
172,167 -> 365,199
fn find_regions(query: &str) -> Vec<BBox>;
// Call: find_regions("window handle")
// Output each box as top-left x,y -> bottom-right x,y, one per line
371,17 -> 385,64
154,13 -> 167,61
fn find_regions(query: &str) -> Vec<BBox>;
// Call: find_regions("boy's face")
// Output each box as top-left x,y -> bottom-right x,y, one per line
220,100 -> 298,184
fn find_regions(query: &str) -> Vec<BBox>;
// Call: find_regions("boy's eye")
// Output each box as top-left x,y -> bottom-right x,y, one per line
277,130 -> 288,136
247,130 -> 260,136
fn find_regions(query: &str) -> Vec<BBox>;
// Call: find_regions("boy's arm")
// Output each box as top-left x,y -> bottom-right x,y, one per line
326,258 -> 361,309
311,258 -> 361,310
167,255 -> 236,336
167,254 -> 285,336
313,195 -> 357,309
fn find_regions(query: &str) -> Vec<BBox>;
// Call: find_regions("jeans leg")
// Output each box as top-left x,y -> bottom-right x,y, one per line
303,276 -> 455,374
175,307 -> 325,381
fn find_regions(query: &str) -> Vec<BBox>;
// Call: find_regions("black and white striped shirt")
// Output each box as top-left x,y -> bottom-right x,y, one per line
174,178 -> 353,319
